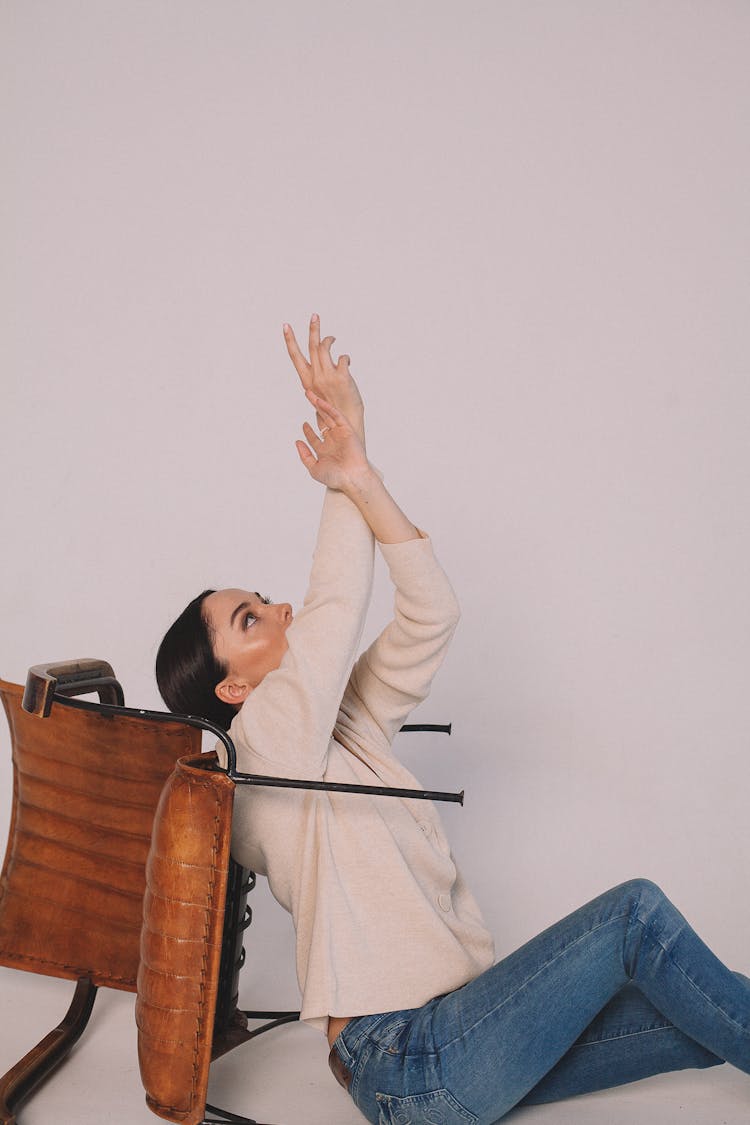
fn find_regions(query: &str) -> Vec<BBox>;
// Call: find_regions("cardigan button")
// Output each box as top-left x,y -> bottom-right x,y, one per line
438,893 -> 452,912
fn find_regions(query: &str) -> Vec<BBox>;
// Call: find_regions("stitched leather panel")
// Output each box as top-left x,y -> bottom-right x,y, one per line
0,680 -> 198,989
136,754 -> 234,1125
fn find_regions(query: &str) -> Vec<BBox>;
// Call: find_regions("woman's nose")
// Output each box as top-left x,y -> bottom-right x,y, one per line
277,603 -> 293,624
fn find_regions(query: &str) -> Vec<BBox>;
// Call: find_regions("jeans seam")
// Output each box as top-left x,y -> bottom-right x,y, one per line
575,1023 -> 681,1047
349,1034 -> 375,1104
438,911 -> 633,1053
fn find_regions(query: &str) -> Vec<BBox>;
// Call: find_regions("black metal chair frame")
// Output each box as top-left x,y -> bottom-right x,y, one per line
3,660 -> 460,1125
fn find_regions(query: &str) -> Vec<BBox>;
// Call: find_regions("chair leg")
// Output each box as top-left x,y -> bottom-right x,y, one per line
0,976 -> 98,1125
202,1104 -> 262,1124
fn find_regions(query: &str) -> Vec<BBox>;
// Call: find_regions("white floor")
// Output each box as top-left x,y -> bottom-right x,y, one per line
1,968 -> 747,1124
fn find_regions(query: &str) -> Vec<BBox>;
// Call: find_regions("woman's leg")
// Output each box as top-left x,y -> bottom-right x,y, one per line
517,981 -> 726,1105
337,879 -> 750,1124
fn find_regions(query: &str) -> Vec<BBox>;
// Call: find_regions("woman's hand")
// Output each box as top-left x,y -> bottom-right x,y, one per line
297,390 -> 419,544
283,314 -> 365,445
296,391 -> 370,492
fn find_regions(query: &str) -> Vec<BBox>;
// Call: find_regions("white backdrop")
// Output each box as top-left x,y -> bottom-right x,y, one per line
1,0 -> 749,1021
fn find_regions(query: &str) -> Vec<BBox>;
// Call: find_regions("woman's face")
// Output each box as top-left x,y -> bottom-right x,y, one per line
203,588 -> 293,705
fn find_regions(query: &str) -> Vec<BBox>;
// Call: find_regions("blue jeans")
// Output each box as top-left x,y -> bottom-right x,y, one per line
330,879 -> 750,1124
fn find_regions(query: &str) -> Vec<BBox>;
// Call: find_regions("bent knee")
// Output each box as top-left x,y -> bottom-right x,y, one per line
617,877 -> 668,909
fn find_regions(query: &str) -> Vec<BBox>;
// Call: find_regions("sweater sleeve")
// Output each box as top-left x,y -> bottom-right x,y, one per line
340,533 -> 460,748
227,487 -> 375,779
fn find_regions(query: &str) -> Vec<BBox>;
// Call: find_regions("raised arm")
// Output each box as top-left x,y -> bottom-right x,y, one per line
343,536 -> 461,747
227,321 -> 378,779
284,314 -> 421,546
294,389 -> 459,748
230,326 -> 426,779
290,351 -> 461,747
231,481 -> 375,779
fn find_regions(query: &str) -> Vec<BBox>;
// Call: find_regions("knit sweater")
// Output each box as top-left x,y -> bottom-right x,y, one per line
220,487 -> 496,1033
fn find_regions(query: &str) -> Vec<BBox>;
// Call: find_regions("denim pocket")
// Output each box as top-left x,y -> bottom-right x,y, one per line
375,1088 -> 478,1125
366,1013 -> 415,1055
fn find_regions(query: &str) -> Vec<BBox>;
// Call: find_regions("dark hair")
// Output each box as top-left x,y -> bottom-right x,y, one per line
155,589 -> 238,731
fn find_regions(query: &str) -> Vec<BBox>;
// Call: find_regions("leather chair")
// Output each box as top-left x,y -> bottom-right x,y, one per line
0,660 -> 199,1125
1,660 -> 460,1125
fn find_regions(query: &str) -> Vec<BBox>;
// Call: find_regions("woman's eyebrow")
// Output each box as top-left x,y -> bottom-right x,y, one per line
229,594 -> 262,629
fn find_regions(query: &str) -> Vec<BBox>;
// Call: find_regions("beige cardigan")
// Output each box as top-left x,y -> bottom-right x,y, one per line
222,487 -> 495,1033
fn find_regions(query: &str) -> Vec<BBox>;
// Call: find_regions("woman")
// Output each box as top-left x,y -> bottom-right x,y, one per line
156,315 -> 749,1124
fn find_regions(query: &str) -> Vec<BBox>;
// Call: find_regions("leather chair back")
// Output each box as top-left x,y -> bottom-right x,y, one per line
0,677 -> 200,990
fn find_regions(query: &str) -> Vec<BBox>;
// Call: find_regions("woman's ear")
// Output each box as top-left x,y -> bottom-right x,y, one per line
215,677 -> 252,706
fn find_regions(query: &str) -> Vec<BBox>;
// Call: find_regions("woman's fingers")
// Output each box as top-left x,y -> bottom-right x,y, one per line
283,323 -> 312,390
286,318 -> 357,435
309,313 -> 321,361
310,318 -> 337,384
305,389 -> 345,429
302,420 -> 324,450
286,314 -> 348,370
285,315 -> 334,384
319,335 -> 338,370
305,392 -> 336,430
295,439 -> 317,471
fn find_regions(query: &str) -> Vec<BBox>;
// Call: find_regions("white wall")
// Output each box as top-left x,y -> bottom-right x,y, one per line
2,0 -> 749,1016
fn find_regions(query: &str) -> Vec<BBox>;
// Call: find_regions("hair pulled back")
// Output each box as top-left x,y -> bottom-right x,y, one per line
155,589 -> 238,731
